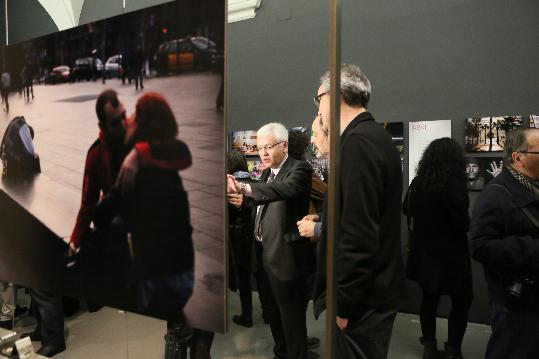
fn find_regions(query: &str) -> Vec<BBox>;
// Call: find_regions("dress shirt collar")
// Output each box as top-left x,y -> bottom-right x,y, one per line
270,154 -> 288,177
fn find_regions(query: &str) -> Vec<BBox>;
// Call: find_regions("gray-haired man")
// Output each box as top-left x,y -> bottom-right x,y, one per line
228,122 -> 314,359
469,128 -> 539,359
312,64 -> 403,359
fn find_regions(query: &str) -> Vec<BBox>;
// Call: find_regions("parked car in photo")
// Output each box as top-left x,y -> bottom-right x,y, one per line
104,54 -> 123,79
46,66 -> 71,84
71,57 -> 103,81
154,36 -> 216,75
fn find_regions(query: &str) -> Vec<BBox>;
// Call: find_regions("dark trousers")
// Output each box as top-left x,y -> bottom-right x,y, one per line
29,289 -> 65,347
254,242 -> 307,359
1,89 -> 8,111
420,292 -> 472,348
236,266 -> 252,314
336,307 -> 397,359
133,70 -> 143,90
485,302 -> 539,359
191,329 -> 215,359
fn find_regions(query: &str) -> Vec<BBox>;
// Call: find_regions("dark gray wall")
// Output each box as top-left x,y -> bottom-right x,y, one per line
227,0 -> 329,129
229,0 -> 539,131
228,0 -> 539,324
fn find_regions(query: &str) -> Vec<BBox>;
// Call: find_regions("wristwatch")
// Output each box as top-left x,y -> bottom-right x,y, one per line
240,182 -> 247,194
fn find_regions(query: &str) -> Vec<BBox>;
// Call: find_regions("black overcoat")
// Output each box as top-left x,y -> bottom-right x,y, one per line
403,177 -> 473,298
469,168 -> 539,309
313,112 -> 404,319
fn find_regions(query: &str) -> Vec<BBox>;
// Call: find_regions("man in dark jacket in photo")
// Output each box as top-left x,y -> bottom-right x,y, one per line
312,64 -> 403,359
469,128 -> 539,359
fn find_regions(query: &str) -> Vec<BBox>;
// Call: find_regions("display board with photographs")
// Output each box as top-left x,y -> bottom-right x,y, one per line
465,157 -> 504,191
0,0 -> 225,332
231,130 -> 258,155
464,116 -> 523,152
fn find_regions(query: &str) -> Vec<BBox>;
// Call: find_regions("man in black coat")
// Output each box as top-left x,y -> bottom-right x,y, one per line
311,64 -> 403,359
469,128 -> 539,359
228,122 -> 314,359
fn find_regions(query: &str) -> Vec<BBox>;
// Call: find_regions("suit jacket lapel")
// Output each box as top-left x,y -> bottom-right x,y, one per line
260,168 -> 271,183
274,156 -> 292,182
257,159 -> 292,224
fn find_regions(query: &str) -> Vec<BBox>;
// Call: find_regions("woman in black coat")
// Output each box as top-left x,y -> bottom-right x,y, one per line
227,150 -> 257,327
403,138 -> 473,359
121,93 -> 194,320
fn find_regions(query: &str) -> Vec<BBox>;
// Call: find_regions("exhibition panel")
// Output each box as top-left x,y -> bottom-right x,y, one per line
0,0 -> 225,333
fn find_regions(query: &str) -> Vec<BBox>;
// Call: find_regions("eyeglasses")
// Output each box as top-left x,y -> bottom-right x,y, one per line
520,151 -> 539,155
313,91 -> 329,107
257,140 -> 285,152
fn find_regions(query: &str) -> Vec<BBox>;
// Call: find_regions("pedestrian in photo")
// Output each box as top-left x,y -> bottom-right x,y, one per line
1,70 -> 11,112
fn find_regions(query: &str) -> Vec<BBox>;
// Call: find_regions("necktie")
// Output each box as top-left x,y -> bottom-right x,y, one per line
254,171 -> 275,241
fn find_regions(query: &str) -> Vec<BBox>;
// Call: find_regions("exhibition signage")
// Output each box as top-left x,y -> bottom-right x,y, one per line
408,120 -> 451,184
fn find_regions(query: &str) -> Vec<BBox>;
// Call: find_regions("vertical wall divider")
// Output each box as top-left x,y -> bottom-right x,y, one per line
5,0 -> 8,45
325,0 -> 340,357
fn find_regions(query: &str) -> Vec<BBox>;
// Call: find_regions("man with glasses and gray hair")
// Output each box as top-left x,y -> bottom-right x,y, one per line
227,122 -> 315,359
311,64 -> 403,359
469,128 -> 539,359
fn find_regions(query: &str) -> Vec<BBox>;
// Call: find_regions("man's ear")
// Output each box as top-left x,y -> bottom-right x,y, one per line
512,151 -> 521,164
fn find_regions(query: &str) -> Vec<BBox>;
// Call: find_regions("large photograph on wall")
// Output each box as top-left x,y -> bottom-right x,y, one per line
465,156 -> 504,191
231,130 -> 258,155
0,0 -> 225,332
464,116 -> 522,152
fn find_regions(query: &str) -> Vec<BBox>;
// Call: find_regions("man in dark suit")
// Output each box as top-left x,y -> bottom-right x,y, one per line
228,122 -> 314,359
311,64 -> 403,359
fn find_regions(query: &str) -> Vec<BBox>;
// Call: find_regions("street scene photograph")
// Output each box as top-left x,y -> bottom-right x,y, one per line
0,0 -> 225,333
464,116 -> 523,152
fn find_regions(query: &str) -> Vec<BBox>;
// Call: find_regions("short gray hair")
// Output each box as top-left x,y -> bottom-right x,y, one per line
504,128 -> 536,163
257,122 -> 289,142
320,63 -> 371,108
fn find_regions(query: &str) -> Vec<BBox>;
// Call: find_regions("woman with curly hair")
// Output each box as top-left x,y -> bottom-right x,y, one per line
403,138 -> 473,359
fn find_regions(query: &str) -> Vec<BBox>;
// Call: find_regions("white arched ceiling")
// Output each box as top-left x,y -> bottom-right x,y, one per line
37,0 -> 85,31
228,0 -> 261,23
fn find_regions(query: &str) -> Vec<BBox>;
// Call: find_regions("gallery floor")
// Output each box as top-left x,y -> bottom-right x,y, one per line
7,289 -> 491,358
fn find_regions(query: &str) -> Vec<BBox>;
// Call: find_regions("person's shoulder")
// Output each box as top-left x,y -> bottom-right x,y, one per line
86,138 -> 102,158
287,157 -> 312,171
476,175 -> 512,205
